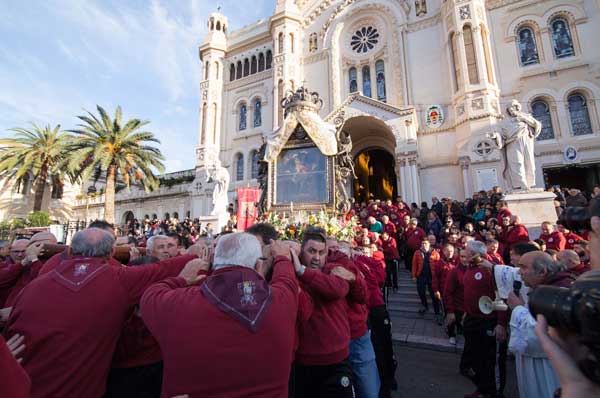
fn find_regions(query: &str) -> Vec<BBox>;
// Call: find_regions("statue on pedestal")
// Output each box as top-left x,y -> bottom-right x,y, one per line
206,162 -> 230,215
256,139 -> 268,215
488,99 -> 542,192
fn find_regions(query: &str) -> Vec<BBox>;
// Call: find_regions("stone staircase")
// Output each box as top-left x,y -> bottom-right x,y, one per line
386,267 -> 465,352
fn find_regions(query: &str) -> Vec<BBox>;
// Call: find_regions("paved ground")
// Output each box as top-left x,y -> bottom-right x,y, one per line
391,344 -> 519,398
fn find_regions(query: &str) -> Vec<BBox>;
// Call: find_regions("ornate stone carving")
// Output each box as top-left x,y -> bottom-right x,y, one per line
472,98 -> 484,110
459,5 -> 471,20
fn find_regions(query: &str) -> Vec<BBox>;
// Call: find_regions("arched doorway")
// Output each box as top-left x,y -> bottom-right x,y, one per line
341,115 -> 398,204
354,149 -> 397,203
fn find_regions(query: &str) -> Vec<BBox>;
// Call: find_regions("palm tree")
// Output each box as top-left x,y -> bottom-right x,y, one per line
68,105 -> 165,224
0,124 -> 73,211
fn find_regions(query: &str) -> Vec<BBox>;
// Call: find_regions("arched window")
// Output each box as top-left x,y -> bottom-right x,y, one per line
266,51 -> 272,69
568,93 -> 593,136
201,103 -> 208,144
449,33 -> 460,92
214,61 -> 219,80
204,61 -> 210,80
229,64 -> 235,81
463,25 -> 479,84
481,24 -> 495,84
212,103 -> 218,143
277,80 -> 284,126
258,53 -> 265,72
550,18 -> 575,59
278,32 -> 284,54
375,60 -> 386,102
239,103 -> 247,131
290,33 -> 295,53
216,21 -> 221,31
173,212 -> 179,220
517,26 -> 539,66
236,61 -> 242,79
165,212 -> 170,220
362,66 -> 371,97
531,100 -> 555,140
235,154 -> 244,181
253,99 -> 262,127
251,150 -> 259,179
349,67 -> 358,93
251,56 -> 257,74
243,59 -> 250,77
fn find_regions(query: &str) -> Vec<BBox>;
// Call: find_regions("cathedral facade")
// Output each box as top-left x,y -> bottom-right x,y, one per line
5,0 -> 600,227
195,0 -> 600,211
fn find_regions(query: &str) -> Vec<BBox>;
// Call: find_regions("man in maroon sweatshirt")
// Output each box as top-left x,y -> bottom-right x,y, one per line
538,221 -> 566,251
0,238 -> 29,307
326,238 -> 379,398
4,228 -> 198,398
294,227 -> 355,398
141,233 -> 299,398
460,240 -> 508,398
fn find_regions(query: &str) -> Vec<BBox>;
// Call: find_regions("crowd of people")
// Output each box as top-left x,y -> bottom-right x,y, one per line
0,185 -> 598,398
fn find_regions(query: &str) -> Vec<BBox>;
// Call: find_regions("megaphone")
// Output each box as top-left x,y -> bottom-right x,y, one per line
479,293 -> 508,315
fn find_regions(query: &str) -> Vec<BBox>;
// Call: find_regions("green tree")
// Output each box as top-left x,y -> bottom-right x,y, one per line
27,211 -> 51,227
0,124 -> 73,211
68,105 -> 165,224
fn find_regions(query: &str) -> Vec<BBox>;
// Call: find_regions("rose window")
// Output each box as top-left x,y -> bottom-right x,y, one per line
351,26 -> 379,53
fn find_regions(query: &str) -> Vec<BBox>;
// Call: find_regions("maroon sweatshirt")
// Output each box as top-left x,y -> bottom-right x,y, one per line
5,254 -> 195,398
462,265 -> 508,326
353,255 -> 386,308
111,311 -> 162,369
4,260 -> 44,308
296,263 -> 351,365
539,231 -> 566,251
327,251 -> 369,339
564,232 -> 583,250
443,263 -> 467,313
0,260 -> 22,307
405,227 -> 427,250
381,237 -> 400,259
432,255 -> 457,295
140,256 -> 298,398
0,335 -> 30,398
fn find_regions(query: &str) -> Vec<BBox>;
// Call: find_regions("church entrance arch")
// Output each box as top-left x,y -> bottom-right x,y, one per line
342,116 -> 398,204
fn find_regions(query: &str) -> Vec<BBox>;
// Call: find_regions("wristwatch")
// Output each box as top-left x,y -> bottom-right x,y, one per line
296,265 -> 306,276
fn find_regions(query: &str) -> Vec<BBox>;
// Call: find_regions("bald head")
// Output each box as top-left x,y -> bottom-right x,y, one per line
557,250 -> 581,271
70,228 -> 115,258
29,232 -> 57,246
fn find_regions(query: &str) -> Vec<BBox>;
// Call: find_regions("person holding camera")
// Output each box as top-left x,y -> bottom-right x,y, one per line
506,251 -> 573,398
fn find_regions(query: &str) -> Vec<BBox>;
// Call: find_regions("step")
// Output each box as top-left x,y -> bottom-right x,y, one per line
392,332 -> 465,352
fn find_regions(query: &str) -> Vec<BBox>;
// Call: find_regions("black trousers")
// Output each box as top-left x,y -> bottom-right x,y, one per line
497,340 -> 508,396
294,359 -> 355,398
105,361 -> 163,398
368,305 -> 398,398
462,316 -> 497,396
416,274 -> 440,314
385,259 -> 398,289
404,248 -> 415,270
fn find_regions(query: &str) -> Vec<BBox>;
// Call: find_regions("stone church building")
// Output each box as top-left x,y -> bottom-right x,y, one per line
3,0 -> 600,226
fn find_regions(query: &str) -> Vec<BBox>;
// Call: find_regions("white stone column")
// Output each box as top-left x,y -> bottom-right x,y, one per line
409,158 -> 420,204
455,31 -> 469,90
460,157 -> 471,200
273,82 -> 279,130
395,159 -> 405,200
398,158 -> 408,201
471,25 -> 486,85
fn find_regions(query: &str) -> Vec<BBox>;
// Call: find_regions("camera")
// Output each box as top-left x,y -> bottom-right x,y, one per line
529,270 -> 600,385
558,196 -> 600,231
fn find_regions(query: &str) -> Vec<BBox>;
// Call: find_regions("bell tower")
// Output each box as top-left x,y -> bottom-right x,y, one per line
197,11 -> 228,169
270,0 -> 302,130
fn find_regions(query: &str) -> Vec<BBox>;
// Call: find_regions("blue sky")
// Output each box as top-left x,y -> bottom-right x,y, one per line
0,0 -> 273,172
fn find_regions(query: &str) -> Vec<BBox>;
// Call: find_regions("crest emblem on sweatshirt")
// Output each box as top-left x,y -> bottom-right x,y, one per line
474,272 -> 482,281
548,238 -> 554,243
340,376 -> 350,388
239,281 -> 257,306
73,263 -> 89,277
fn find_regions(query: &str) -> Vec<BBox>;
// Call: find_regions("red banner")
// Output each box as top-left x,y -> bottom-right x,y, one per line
236,187 -> 260,231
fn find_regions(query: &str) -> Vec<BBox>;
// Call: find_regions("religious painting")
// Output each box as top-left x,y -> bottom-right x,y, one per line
517,27 -> 539,66
276,146 -> 327,204
551,18 -> 574,58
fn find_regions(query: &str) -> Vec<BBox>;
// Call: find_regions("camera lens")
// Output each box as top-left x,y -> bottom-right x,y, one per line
529,286 -> 578,332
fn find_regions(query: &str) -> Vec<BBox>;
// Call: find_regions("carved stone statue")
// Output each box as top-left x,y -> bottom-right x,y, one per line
415,0 -> 427,17
206,162 -> 230,215
487,99 -> 542,192
335,130 -> 356,213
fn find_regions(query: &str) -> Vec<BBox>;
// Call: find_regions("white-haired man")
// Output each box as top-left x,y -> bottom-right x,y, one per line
5,228 -> 199,398
141,232 -> 299,398
506,251 -> 575,398
146,235 -> 179,261
461,240 -> 509,398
